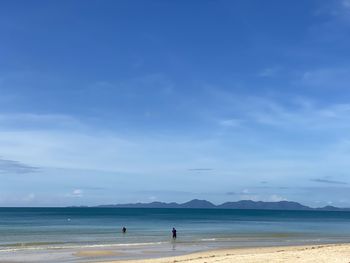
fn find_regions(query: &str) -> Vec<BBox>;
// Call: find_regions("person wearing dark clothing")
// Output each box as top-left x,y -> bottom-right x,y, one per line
172,227 -> 177,239
122,226 -> 126,233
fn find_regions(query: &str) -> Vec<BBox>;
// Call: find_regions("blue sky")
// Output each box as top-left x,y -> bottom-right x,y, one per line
1,0 -> 350,207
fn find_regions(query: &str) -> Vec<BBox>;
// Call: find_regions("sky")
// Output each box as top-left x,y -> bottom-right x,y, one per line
1,0 -> 350,207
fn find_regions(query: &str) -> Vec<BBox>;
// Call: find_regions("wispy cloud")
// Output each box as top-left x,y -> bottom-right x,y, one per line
301,68 -> 350,89
0,112 -> 219,175
226,189 -> 252,196
226,189 -> 287,202
333,0 -> 350,18
268,194 -> 287,202
22,193 -> 35,202
82,186 -> 107,191
310,178 -> 348,185
309,0 -> 350,45
0,113 -> 85,131
343,0 -> 350,10
209,91 -> 350,132
258,67 -> 280,77
219,119 -> 242,128
188,168 -> 213,171
0,158 -> 39,174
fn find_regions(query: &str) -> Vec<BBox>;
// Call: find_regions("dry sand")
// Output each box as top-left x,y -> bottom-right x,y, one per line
99,243 -> 350,263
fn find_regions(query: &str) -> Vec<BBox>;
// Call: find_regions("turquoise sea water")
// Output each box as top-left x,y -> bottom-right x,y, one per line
1,208 -> 350,262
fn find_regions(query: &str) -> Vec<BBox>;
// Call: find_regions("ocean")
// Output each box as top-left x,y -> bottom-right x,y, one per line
1,208 -> 350,262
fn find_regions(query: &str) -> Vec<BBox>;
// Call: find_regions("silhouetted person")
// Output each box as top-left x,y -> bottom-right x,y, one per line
122,226 -> 126,234
172,227 -> 177,239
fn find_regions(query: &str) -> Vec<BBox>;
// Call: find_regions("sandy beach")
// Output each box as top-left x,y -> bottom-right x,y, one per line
99,243 -> 350,263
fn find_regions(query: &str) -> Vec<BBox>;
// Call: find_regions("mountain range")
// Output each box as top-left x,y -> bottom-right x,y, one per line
95,199 -> 350,211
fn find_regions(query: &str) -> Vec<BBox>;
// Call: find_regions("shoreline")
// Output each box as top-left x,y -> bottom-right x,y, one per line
99,243 -> 350,263
1,242 -> 350,262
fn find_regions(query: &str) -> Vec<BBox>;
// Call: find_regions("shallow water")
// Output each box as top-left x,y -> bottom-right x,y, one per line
1,208 -> 350,262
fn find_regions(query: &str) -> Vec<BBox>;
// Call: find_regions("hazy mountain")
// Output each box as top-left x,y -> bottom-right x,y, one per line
218,200 -> 310,210
95,199 -> 350,211
98,201 -> 179,208
315,205 -> 347,211
179,199 -> 216,209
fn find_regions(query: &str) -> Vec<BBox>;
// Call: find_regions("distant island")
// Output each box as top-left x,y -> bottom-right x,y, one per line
89,199 -> 350,211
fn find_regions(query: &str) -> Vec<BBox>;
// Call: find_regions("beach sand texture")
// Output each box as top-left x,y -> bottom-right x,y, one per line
101,244 -> 350,263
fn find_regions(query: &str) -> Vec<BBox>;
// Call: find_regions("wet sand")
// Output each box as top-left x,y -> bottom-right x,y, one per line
74,250 -> 121,257
98,243 -> 350,263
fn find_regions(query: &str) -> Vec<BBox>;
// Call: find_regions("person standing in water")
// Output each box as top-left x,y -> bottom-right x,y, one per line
122,226 -> 126,233
172,227 -> 177,239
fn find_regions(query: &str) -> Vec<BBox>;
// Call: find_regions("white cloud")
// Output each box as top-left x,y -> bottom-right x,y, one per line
241,189 -> 250,194
0,113 -> 222,175
22,193 -> 35,202
268,194 -> 287,202
1,94 -> 350,206
238,194 -> 260,201
69,189 -> 83,198
1,97 -> 350,183
148,196 -> 157,201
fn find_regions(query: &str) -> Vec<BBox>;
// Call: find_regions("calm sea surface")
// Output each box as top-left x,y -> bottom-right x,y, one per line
1,208 -> 350,262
